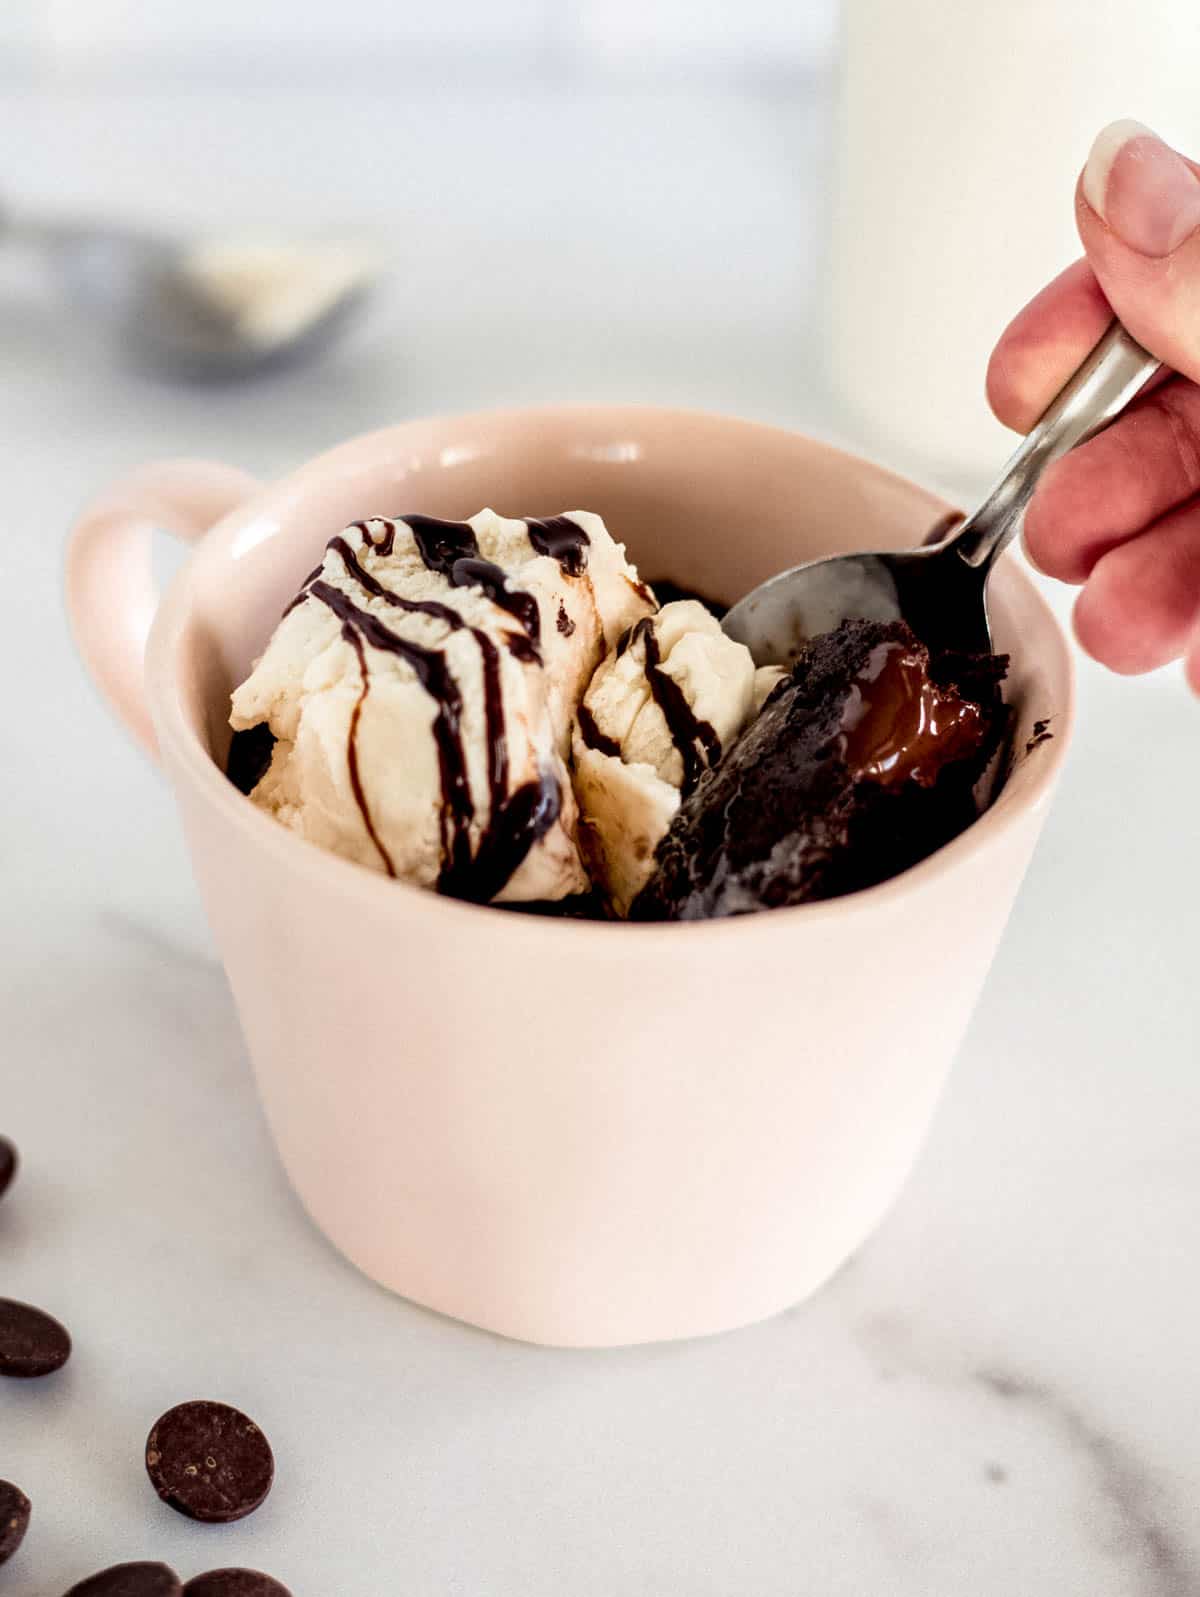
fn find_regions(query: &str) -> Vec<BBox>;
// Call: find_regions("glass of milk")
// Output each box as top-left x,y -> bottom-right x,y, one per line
827,0 -> 1200,482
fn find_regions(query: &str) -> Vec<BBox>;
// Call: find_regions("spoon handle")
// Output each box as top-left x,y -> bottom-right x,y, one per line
949,320 -> 1161,569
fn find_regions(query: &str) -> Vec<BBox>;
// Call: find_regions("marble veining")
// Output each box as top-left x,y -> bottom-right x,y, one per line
855,1315 -> 1197,1596
100,908 -> 221,974
974,1369 -> 1196,1597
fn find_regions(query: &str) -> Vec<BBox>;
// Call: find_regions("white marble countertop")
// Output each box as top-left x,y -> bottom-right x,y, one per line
2,77 -> 1199,1597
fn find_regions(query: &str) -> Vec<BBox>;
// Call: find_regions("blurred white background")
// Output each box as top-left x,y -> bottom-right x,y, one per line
0,1 -> 838,77
0,0 -> 851,510
5,0 -> 1198,480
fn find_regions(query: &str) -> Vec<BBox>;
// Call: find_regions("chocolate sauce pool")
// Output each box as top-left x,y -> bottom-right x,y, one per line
840,641 -> 985,787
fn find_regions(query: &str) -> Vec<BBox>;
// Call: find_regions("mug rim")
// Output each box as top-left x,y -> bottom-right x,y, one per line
146,403 -> 1075,944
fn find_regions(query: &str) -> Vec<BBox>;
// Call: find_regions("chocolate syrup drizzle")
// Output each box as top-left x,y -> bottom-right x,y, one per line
326,538 -> 511,828
622,616 -> 722,794
467,766 -> 563,905
282,564 -> 324,618
526,515 -> 590,577
406,516 -> 542,659
310,580 -> 475,886
328,537 -> 461,629
285,515 -> 571,900
352,517 -> 395,554
343,627 -> 396,878
576,704 -> 621,759
293,518 -> 542,662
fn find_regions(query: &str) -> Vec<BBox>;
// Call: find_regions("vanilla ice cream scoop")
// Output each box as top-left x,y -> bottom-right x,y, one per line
231,509 -> 654,903
571,601 -> 761,914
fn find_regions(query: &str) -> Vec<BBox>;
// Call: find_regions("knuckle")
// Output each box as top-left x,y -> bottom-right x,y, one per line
1147,387 -> 1200,500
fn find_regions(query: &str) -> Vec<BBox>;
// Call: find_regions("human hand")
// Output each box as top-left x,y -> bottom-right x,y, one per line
988,120 -> 1200,692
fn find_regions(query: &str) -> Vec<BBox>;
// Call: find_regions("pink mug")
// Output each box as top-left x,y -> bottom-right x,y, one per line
66,407 -> 1073,1348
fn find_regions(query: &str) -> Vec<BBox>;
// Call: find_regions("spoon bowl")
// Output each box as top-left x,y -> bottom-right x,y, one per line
3,209 -> 378,380
722,537 -> 996,661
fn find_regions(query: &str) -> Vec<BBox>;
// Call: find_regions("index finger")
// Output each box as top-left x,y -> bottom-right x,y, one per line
986,259 -> 1115,432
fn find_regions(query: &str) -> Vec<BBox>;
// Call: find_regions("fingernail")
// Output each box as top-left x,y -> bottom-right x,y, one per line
1083,119 -> 1200,257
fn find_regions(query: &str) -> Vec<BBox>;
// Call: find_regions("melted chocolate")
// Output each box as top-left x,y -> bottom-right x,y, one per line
284,534 -> 540,883
450,556 -> 541,654
281,564 -> 324,618
305,561 -> 554,899
291,517 -> 545,660
328,539 -> 509,853
268,516 -> 574,899
349,538 -> 522,844
281,520 -> 401,617
632,619 -> 1009,923
309,581 -> 475,888
625,616 -> 722,794
352,517 -> 397,556
465,768 -> 563,905
526,515 -> 590,577
840,642 -> 985,788
328,537 -> 462,629
403,515 -> 542,657
576,703 -> 621,759
405,514 -> 478,573
344,628 -> 396,877
475,631 -> 507,824
283,522 -> 405,617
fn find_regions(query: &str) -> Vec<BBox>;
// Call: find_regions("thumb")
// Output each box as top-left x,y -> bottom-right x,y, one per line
1079,120 -> 1200,385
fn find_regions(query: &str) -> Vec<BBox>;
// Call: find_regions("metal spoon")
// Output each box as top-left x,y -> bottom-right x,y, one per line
2,203 -> 378,379
723,321 -> 1162,662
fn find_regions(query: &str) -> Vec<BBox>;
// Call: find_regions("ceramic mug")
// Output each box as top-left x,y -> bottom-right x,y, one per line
66,407 -> 1073,1348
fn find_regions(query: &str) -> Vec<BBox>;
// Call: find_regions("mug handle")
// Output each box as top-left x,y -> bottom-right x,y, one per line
65,459 -> 261,760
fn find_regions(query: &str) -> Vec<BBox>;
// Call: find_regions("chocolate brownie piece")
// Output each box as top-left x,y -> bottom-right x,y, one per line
632,619 -> 1009,921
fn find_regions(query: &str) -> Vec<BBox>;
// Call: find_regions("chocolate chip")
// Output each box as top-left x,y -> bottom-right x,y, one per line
0,1297 -> 72,1377
64,1563 -> 182,1597
145,1402 -> 274,1524
0,1480 -> 31,1566
183,1572 -> 293,1597
0,1136 -> 16,1200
